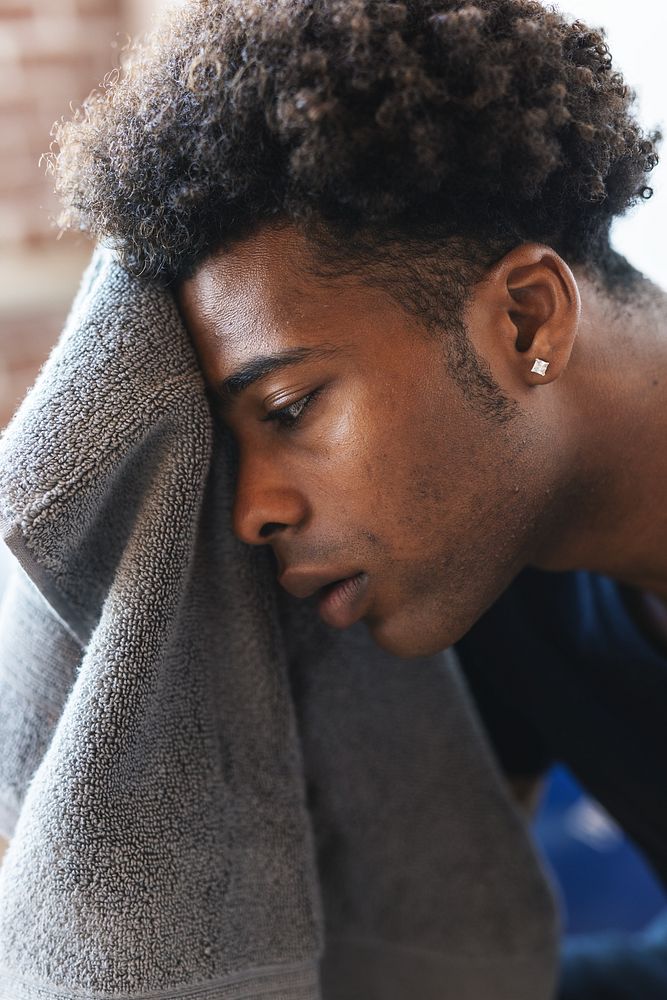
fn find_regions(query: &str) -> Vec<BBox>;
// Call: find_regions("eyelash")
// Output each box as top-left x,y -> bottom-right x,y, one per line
263,388 -> 322,430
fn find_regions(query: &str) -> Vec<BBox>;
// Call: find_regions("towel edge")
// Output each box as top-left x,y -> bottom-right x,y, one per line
0,959 -> 321,1000
0,518 -> 88,648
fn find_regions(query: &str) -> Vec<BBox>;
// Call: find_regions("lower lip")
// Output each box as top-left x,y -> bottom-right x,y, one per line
317,572 -> 369,629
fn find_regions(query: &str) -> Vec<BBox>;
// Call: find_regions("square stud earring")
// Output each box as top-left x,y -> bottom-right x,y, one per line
531,358 -> 549,376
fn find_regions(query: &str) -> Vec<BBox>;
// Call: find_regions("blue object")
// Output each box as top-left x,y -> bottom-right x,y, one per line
534,765 -> 667,936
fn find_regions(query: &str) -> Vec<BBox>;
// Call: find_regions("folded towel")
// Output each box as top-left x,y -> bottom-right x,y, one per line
0,246 -> 559,1000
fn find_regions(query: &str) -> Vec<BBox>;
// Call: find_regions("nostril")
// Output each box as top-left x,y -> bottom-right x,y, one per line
258,521 -> 285,539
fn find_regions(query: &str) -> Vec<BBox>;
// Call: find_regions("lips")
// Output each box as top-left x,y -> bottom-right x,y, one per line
278,568 -> 370,629
278,567 -> 359,600
316,572 -> 369,629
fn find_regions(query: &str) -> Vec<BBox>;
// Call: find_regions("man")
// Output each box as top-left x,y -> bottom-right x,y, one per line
50,0 -> 665,993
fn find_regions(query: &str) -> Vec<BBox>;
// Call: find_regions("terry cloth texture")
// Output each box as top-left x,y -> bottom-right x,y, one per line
0,246 -> 559,1000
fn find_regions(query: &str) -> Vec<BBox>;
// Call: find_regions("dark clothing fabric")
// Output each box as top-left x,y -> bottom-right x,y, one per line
456,566 -> 667,999
456,566 -> 667,883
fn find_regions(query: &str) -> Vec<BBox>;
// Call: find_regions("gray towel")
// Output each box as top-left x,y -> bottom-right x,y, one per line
0,246 -> 559,1000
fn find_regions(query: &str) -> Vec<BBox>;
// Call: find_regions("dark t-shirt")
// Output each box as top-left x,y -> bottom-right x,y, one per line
455,567 -> 667,884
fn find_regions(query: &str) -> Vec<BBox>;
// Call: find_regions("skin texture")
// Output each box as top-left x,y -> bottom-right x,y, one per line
177,221 -> 667,659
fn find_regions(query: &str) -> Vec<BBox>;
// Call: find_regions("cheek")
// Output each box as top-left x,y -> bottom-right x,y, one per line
297,394 -> 391,510
361,402 -> 475,549
369,400 -> 525,572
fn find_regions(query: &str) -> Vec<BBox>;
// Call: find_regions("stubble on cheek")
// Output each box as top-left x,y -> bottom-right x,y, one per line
338,368 -> 535,647
374,428 -> 541,650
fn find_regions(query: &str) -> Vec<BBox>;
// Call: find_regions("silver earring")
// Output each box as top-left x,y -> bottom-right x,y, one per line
531,358 -> 549,376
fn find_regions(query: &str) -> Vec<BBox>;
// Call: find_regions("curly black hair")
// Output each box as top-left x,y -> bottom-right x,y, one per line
48,0 -> 661,416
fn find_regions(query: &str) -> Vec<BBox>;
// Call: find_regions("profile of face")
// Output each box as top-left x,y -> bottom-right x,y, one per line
177,223 -> 580,657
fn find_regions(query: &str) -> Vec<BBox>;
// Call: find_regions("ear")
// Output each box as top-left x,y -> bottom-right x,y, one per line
468,243 -> 581,389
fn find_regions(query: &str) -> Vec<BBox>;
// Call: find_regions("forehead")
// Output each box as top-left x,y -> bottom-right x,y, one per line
176,223 -> 424,378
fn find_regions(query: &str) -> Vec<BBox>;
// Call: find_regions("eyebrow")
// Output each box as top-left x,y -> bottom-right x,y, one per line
213,346 -> 339,403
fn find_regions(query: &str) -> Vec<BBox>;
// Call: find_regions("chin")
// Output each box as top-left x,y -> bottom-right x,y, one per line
366,613 -> 465,660
363,574 -> 506,659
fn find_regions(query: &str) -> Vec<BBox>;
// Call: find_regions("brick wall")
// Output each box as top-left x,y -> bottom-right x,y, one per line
1,0 -> 123,250
0,0 -> 169,427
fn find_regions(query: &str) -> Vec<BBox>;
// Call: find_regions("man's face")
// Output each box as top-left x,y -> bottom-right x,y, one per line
177,223 -> 556,657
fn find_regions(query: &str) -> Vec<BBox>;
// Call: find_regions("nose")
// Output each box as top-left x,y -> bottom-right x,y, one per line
232,449 -> 309,546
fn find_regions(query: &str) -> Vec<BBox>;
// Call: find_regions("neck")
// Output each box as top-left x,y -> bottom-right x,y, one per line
533,259 -> 667,601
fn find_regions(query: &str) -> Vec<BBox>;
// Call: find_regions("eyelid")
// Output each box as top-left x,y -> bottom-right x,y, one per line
263,386 -> 323,428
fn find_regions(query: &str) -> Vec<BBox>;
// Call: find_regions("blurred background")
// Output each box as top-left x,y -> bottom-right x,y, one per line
0,0 -> 162,428
0,0 -> 665,937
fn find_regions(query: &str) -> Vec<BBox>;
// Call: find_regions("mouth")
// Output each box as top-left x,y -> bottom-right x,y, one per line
315,572 -> 369,630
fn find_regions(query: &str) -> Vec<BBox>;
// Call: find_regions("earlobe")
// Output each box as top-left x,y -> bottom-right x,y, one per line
504,244 -> 581,387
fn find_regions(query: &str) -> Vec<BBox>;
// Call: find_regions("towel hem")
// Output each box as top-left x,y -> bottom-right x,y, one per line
0,519 -> 88,648
0,959 -> 320,1000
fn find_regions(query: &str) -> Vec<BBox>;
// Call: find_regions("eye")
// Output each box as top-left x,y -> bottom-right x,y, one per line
263,388 -> 322,430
